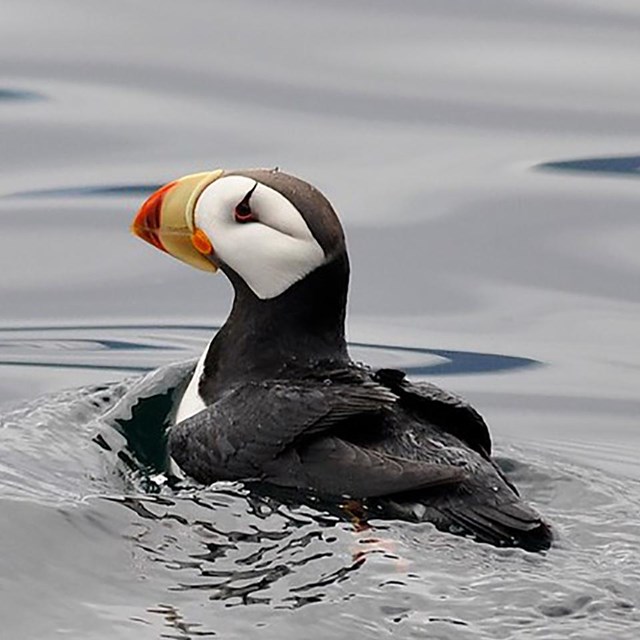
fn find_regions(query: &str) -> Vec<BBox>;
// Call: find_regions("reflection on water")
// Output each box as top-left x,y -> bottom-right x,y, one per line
5,183 -> 162,199
0,88 -> 44,102
538,154 -> 640,178
110,490 -> 356,608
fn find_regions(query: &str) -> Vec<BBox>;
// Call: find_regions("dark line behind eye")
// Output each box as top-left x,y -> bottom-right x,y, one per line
236,182 -> 258,217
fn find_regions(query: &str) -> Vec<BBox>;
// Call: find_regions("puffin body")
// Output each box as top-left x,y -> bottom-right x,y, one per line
132,168 -> 552,551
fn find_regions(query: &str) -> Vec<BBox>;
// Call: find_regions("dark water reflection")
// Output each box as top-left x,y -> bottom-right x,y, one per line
6,183 -> 162,199
538,154 -> 640,178
0,88 -> 45,102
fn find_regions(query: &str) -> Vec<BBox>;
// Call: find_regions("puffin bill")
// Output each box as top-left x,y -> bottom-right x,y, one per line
131,168 -> 552,551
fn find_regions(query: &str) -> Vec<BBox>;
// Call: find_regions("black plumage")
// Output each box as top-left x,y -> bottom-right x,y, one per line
167,169 -> 552,551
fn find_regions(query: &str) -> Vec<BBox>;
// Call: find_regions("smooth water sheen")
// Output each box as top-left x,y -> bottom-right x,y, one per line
1,1 -> 640,638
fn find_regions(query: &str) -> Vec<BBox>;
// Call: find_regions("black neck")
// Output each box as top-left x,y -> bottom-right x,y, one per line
200,253 -> 350,402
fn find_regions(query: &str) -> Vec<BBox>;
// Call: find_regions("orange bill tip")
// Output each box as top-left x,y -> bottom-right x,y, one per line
131,180 -> 178,252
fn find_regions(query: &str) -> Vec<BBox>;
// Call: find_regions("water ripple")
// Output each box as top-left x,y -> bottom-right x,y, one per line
0,350 -> 638,638
538,154 -> 640,178
4,184 -> 161,199
0,88 -> 45,102
0,323 -> 539,377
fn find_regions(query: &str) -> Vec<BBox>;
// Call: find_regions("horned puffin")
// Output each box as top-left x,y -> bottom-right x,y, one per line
131,168 -> 552,551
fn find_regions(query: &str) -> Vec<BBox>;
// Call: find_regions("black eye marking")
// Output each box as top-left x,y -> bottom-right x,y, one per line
234,183 -> 258,223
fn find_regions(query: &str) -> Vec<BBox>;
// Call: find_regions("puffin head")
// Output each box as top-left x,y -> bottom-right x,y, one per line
131,168 -> 347,300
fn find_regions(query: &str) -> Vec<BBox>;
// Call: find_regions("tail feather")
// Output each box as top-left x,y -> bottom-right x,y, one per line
377,492 -> 552,552
441,500 -> 552,551
473,501 -> 544,531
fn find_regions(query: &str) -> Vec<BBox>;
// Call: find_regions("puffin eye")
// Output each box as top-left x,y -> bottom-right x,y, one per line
234,183 -> 258,223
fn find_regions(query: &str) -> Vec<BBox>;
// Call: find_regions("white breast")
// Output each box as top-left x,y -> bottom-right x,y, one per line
175,339 -> 211,423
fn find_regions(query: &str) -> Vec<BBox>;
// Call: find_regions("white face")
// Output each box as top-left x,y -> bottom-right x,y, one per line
194,176 -> 326,299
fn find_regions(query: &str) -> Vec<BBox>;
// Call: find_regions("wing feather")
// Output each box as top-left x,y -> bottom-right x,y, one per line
374,368 -> 492,457
169,378 -> 396,484
266,436 -> 467,497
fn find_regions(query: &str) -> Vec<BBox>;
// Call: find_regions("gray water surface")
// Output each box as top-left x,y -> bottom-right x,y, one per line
1,1 -> 640,638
